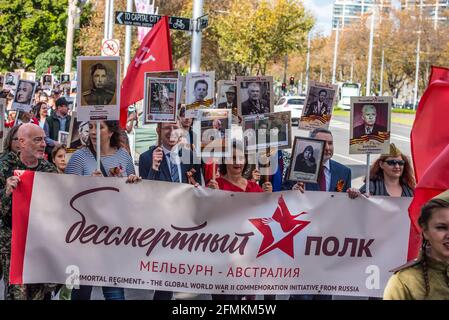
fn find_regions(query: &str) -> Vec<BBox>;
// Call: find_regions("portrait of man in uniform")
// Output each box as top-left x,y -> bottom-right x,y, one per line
82,63 -> 116,105
241,82 -> 269,115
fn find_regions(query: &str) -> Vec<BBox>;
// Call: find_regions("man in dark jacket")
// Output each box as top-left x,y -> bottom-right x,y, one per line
44,97 -> 71,161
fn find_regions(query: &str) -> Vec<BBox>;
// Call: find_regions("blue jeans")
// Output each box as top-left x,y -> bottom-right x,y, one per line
71,285 -> 125,300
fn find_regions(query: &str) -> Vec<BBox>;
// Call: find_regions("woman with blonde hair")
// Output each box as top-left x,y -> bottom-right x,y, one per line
348,143 -> 415,198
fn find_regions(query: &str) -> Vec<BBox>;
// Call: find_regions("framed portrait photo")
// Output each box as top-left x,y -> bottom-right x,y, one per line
349,96 -> 392,154
185,71 -> 215,118
67,111 -> 90,152
4,72 -> 19,91
236,76 -> 274,117
76,56 -> 121,121
299,81 -> 338,131
143,75 -> 179,124
41,74 -> 54,90
193,108 -> 232,158
12,80 -> 37,112
60,73 -> 71,90
58,131 -> 69,146
288,136 -> 325,183
242,111 -> 291,152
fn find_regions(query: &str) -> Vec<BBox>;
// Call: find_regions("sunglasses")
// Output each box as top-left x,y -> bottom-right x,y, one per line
384,159 -> 405,166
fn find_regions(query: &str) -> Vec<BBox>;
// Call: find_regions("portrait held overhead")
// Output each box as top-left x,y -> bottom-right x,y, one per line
144,76 -> 178,124
3,72 -> 19,91
350,96 -> 392,155
12,80 -> 37,112
299,81 -> 337,131
237,76 -> 274,116
185,71 -> 215,117
77,56 -> 120,121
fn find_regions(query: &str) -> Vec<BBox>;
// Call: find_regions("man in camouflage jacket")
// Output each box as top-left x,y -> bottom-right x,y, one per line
0,123 -> 57,300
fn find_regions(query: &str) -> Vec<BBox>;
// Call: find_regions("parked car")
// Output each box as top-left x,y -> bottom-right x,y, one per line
274,95 -> 305,125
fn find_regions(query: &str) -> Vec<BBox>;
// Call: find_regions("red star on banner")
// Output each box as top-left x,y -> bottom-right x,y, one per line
249,195 -> 310,258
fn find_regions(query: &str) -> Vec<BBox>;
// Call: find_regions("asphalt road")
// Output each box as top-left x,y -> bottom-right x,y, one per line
291,114 -> 413,188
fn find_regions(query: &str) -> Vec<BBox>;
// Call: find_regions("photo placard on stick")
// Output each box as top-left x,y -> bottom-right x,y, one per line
299,81 -> 338,131
41,74 -> 54,90
193,109 -> 232,158
236,76 -> 274,116
288,136 -> 325,183
3,72 -> 19,91
349,96 -> 392,154
76,56 -> 121,121
60,73 -> 71,90
12,80 -> 37,112
185,71 -> 215,118
143,74 -> 179,124
242,111 -> 291,152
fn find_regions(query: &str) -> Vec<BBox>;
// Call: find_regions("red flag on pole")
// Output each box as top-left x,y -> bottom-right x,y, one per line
407,65 -> 449,260
119,16 -> 173,128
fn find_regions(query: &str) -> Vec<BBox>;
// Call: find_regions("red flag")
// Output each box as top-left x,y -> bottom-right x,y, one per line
119,16 -> 173,128
407,65 -> 449,260
410,66 -> 449,182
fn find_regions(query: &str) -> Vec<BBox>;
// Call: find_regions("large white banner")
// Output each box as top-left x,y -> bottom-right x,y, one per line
11,172 -> 412,297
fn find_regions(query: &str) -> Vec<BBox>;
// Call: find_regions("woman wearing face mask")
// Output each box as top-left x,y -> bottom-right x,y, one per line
347,144 -> 415,198
383,190 -> 449,299
65,120 -> 140,300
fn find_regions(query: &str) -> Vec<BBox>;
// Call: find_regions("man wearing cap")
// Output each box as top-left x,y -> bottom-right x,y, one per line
44,97 -> 71,161
218,86 -> 237,110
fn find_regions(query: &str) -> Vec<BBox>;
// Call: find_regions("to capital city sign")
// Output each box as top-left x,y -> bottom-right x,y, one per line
115,11 -> 192,31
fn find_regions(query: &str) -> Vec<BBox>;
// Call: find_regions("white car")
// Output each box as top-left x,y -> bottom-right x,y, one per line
274,95 -> 306,125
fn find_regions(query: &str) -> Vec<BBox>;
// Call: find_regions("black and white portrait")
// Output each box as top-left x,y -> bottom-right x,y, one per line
288,137 -> 325,183
185,71 -> 215,117
4,72 -> 19,91
77,56 -> 120,121
299,81 -> 338,131
237,76 -> 273,116
42,74 -> 53,90
12,80 -> 37,112
144,76 -> 178,124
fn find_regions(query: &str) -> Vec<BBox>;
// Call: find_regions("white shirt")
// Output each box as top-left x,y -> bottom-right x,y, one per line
162,145 -> 182,183
322,160 -> 331,191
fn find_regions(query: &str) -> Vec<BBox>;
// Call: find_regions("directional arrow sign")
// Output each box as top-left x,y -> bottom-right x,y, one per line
115,11 -> 192,31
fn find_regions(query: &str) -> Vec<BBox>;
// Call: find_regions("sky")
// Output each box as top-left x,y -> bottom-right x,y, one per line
302,0 -> 402,36
302,0 -> 334,36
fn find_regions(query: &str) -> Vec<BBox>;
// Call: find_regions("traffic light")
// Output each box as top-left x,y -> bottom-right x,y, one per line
281,82 -> 287,92
289,76 -> 295,86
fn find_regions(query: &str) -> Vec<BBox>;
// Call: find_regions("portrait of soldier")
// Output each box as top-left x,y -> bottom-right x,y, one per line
241,82 -> 269,115
152,83 -> 173,113
14,80 -> 34,104
353,104 -> 388,139
61,74 -> 70,84
304,89 -> 330,116
43,75 -> 52,87
82,63 -> 115,105
5,73 -> 16,86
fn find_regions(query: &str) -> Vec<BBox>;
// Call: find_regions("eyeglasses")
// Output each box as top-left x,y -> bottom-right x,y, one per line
384,160 -> 405,166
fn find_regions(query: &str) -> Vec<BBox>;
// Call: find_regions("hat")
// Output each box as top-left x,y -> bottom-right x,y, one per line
381,143 -> 402,157
432,189 -> 449,204
225,86 -> 236,94
55,97 -> 68,107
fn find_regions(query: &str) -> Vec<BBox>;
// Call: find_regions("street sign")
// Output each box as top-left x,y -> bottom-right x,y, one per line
101,39 -> 120,56
198,14 -> 209,31
115,11 -> 192,31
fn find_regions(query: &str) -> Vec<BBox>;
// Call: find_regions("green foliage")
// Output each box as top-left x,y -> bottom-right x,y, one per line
211,0 -> 314,75
35,46 -> 65,78
0,0 -> 68,71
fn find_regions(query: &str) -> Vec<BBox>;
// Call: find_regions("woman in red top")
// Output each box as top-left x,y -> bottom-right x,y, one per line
208,145 -> 272,193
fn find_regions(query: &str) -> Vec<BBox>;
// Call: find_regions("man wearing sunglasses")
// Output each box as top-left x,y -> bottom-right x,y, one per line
0,123 -> 57,299
353,104 -> 388,139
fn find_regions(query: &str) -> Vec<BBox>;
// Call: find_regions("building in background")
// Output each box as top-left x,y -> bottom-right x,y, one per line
401,0 -> 449,28
332,0 -> 392,30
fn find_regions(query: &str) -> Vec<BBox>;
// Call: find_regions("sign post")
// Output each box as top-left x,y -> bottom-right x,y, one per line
115,11 -> 192,31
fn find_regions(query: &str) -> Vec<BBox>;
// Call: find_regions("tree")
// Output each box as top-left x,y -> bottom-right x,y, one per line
0,0 -> 68,71
35,46 -> 65,78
